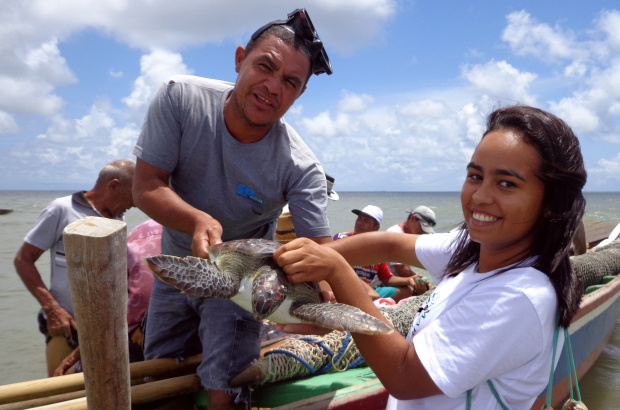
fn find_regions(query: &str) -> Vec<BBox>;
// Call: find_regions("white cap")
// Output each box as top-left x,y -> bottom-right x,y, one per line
352,205 -> 383,225
410,206 -> 436,234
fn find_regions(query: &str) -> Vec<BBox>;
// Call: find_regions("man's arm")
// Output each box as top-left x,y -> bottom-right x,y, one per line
391,263 -> 415,277
132,158 -> 223,258
14,242 -> 76,337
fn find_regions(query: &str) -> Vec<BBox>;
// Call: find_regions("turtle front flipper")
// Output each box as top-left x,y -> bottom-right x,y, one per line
290,302 -> 394,335
251,265 -> 288,321
145,255 -> 239,298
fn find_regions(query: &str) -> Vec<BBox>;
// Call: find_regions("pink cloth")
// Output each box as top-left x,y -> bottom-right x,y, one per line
126,220 -> 162,332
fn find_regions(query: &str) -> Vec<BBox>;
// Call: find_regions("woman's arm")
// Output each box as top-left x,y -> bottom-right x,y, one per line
325,231 -> 423,269
273,238 -> 441,399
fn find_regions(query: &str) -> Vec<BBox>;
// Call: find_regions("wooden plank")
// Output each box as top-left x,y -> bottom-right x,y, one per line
63,217 -> 130,410
583,220 -> 617,247
0,355 -> 201,406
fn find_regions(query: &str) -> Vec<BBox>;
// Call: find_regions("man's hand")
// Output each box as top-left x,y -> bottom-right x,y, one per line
412,275 -> 431,295
53,346 -> 80,376
191,216 -> 224,258
45,305 -> 77,338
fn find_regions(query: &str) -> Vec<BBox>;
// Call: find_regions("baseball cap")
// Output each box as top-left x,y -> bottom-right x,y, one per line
352,205 -> 383,225
325,173 -> 339,201
410,206 -> 436,234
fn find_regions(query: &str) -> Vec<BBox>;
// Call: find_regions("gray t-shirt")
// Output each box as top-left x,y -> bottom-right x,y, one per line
133,75 -> 330,257
24,192 -> 114,316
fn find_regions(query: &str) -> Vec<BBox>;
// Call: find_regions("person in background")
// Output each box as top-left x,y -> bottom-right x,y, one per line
334,205 -> 428,302
274,105 -> 586,408
53,219 -> 162,375
131,8 -> 333,409
276,172 -> 339,245
13,159 -> 135,377
386,206 -> 437,278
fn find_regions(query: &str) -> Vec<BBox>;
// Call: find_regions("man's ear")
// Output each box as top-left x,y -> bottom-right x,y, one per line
108,179 -> 120,191
234,46 -> 246,74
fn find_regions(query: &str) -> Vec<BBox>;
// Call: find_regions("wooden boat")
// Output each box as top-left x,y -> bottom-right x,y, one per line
0,209 -> 13,215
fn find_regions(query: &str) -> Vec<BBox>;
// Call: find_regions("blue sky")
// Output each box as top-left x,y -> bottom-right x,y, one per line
1,1 -> 619,192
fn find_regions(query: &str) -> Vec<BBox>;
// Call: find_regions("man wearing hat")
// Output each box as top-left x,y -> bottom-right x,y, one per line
387,205 -> 437,277
333,206 -> 419,302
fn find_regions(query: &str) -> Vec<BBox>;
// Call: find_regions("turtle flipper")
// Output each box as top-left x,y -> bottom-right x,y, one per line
251,265 -> 288,321
145,255 -> 239,298
290,302 -> 394,335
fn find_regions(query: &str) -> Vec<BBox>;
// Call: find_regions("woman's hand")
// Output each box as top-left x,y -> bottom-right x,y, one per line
273,238 -> 343,284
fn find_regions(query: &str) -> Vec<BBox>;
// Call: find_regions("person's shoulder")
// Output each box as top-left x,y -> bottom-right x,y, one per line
386,224 -> 402,233
278,119 -> 313,152
480,265 -> 557,306
165,75 -> 233,91
43,193 -> 76,212
161,76 -> 233,102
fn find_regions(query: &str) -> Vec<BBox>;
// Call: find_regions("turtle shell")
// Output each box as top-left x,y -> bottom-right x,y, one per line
208,238 -> 282,261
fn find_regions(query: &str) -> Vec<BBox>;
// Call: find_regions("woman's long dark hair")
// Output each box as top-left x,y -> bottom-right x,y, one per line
444,105 -> 587,328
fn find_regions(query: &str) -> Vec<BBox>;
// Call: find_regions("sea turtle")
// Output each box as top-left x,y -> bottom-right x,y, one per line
145,238 -> 393,335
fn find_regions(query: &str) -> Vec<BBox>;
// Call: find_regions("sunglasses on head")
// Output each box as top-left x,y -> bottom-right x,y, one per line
413,213 -> 436,227
251,8 -> 333,76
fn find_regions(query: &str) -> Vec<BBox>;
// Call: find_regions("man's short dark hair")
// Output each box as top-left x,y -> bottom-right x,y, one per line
245,25 -> 313,83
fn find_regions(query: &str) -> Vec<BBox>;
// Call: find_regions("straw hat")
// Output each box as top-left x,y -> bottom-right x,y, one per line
275,212 -> 297,244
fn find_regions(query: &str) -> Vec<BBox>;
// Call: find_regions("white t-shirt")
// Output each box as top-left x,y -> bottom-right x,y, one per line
24,192 -> 114,317
386,232 -> 562,410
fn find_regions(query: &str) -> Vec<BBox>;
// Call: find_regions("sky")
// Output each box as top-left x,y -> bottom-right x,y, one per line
1,0 -> 620,192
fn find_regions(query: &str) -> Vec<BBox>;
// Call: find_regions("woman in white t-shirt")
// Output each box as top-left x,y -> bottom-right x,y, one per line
273,105 -> 586,409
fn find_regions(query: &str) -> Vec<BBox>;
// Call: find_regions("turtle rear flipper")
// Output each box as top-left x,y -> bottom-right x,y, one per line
145,255 -> 239,298
251,265 -> 288,321
290,302 -> 393,335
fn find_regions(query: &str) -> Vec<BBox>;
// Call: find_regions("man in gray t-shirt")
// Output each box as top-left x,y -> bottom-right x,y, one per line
132,9 -> 333,409
14,159 -> 135,377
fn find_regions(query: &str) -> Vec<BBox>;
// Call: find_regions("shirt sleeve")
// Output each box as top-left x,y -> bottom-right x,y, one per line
132,79 -> 182,173
376,263 -> 393,281
24,204 -> 63,252
287,164 -> 330,238
415,232 -> 459,283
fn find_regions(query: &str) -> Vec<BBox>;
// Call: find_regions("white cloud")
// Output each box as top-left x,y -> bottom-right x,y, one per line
123,50 -> 193,109
590,153 -> 620,184
597,10 -> 620,50
294,93 -> 483,191
28,0 -> 396,53
338,91 -> 374,113
502,10 -> 581,61
461,60 -> 537,106
0,111 -> 18,134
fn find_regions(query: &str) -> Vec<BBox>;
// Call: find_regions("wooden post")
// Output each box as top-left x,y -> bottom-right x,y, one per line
63,217 -> 130,410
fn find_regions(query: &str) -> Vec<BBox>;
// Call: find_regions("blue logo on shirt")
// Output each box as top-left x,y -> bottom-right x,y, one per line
237,184 -> 263,204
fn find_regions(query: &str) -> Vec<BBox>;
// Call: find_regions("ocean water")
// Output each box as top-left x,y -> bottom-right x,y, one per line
0,190 -> 618,407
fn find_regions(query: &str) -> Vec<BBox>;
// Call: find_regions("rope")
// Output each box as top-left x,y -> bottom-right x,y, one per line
544,323 -> 561,408
264,349 -> 317,374
565,328 -> 582,403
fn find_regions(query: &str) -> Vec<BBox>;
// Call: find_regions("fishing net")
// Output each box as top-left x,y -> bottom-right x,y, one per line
572,241 -> 620,289
253,292 -> 431,385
